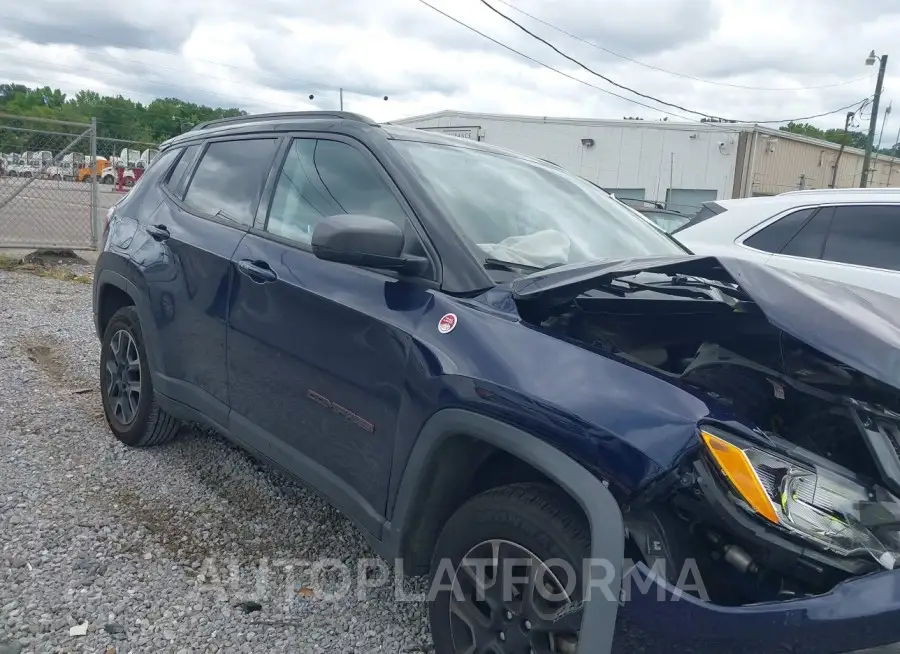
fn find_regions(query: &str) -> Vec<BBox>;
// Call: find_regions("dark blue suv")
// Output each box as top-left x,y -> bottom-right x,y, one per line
93,111 -> 900,654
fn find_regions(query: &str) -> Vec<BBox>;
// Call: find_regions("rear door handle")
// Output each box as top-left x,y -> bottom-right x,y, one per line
238,259 -> 277,283
146,224 -> 170,241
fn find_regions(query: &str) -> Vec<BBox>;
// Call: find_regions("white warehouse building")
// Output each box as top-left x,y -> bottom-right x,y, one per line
390,110 -> 900,215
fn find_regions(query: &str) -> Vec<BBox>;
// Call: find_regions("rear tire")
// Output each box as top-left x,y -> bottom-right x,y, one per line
99,306 -> 181,447
429,482 -> 589,654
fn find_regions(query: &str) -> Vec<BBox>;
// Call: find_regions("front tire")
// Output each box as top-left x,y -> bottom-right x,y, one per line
430,482 -> 588,654
100,306 -> 181,447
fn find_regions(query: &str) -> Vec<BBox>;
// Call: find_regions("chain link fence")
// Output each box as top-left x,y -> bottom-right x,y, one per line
0,114 -> 159,251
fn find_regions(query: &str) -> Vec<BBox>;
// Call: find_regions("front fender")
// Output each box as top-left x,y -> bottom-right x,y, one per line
386,407 -> 623,654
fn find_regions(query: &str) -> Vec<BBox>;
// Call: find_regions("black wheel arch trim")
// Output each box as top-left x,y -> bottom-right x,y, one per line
93,268 -> 165,377
384,407 -> 623,654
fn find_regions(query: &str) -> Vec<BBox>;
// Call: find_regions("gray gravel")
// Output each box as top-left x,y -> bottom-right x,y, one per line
2,265 -> 898,654
0,267 -> 432,653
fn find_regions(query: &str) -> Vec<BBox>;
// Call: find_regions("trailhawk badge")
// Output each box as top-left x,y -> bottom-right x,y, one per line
438,313 -> 458,334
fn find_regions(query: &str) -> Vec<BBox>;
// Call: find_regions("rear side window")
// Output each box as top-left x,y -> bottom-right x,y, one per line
166,144 -> 201,196
823,205 -> 900,271
743,207 -> 815,253
183,138 -> 279,226
780,208 -> 832,259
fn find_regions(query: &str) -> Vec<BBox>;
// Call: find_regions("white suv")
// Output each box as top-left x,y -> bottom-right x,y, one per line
673,188 -> 900,299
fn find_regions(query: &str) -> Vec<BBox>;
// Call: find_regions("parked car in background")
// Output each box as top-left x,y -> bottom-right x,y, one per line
609,196 -> 692,233
636,207 -> 691,233
94,112 -> 900,654
672,188 -> 900,298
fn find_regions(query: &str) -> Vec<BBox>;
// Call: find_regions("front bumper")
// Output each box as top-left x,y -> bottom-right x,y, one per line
619,562 -> 900,653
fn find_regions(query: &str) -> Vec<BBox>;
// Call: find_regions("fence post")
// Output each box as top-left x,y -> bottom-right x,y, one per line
90,117 -> 99,248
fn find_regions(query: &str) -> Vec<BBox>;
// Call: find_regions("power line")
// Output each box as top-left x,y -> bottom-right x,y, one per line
3,11 -> 869,129
491,0 -> 872,92
755,97 -> 872,124
416,0 -> 869,126
412,0 -> 708,121
476,0 -> 722,119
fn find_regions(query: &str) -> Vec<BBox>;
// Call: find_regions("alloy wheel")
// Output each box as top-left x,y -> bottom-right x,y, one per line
104,329 -> 141,425
449,539 -> 579,654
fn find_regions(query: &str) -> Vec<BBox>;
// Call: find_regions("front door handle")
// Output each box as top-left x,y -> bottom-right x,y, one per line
146,224 -> 170,241
237,259 -> 277,283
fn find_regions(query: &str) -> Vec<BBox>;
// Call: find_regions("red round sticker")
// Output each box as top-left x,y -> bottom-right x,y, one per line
438,313 -> 458,334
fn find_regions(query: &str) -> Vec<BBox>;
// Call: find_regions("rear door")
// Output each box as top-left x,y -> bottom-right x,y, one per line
765,204 -> 900,297
145,135 -> 281,425
225,134 -> 437,534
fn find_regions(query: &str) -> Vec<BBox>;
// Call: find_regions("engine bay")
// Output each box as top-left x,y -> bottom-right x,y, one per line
537,293 -> 900,605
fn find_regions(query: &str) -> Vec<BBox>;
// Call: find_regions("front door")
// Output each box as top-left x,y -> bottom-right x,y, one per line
225,135 -> 436,535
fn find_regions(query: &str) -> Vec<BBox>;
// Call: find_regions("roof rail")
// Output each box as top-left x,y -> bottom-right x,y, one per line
190,111 -> 378,132
779,187 -> 900,195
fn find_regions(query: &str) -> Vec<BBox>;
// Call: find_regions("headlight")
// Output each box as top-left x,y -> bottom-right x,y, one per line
700,429 -> 900,570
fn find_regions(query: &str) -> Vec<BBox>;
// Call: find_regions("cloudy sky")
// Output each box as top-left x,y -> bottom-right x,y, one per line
2,0 -> 900,142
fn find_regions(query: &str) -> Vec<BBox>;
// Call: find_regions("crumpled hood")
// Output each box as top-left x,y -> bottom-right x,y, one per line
511,254 -> 900,392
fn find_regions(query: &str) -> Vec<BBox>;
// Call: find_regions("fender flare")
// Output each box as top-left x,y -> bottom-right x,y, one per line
386,408 -> 623,654
93,268 -> 164,374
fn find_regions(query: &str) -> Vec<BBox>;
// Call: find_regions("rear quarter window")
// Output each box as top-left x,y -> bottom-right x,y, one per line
743,207 -> 816,253
114,146 -> 182,210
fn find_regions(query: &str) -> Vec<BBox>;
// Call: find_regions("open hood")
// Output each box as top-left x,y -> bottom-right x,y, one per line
511,255 -> 900,393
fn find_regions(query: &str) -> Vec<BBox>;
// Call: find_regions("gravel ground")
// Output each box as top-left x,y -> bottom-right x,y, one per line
0,265 -> 432,653
1,264 -> 898,654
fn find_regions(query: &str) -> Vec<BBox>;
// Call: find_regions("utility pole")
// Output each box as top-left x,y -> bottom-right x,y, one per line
861,51 -> 888,187
887,122 -> 900,187
339,88 -> 344,111
831,111 -> 855,188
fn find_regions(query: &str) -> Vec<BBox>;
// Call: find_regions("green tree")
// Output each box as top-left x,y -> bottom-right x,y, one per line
780,121 -> 868,148
0,82 -> 249,154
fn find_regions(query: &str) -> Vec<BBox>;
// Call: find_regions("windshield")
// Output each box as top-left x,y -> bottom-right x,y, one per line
392,139 -> 685,269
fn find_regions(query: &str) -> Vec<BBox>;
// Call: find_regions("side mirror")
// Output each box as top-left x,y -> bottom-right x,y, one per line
311,214 -> 427,275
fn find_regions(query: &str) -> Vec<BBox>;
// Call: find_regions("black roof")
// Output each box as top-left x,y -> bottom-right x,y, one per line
159,111 -> 380,149
159,111 -> 560,168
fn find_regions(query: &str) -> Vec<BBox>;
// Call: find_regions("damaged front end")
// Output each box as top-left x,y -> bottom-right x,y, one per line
512,255 -> 900,608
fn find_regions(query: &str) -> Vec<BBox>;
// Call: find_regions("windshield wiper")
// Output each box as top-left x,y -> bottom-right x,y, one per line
639,274 -> 749,299
483,258 -> 563,274
604,273 -> 750,306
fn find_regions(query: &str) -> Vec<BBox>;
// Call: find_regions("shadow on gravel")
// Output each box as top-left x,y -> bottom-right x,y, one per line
15,332 -> 374,565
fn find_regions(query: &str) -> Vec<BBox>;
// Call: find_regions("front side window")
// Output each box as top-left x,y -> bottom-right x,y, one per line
391,139 -> 684,269
183,138 -> 279,226
266,138 -> 407,245
823,205 -> 900,271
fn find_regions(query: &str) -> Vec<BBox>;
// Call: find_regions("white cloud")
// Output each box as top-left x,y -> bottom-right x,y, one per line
1,0 -> 899,145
